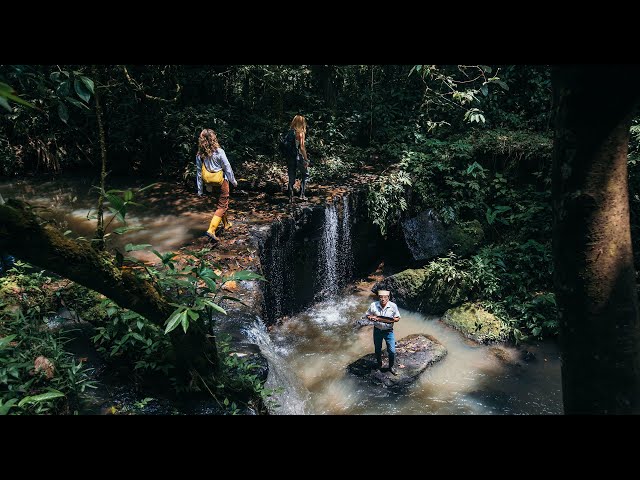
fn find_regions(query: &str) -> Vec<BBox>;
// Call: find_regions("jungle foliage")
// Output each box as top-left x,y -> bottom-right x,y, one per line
2,64 -> 639,411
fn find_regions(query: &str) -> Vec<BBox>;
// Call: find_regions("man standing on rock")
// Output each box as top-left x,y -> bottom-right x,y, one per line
364,290 -> 401,375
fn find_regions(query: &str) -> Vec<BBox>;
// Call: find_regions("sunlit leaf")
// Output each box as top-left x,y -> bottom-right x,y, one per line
223,271 -> 266,282
203,299 -> 226,315
18,389 -> 65,407
0,398 -> 18,415
125,243 -> 152,252
164,308 -> 184,334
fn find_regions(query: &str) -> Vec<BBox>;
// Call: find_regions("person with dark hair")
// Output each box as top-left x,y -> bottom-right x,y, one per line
363,289 -> 401,375
195,128 -> 238,241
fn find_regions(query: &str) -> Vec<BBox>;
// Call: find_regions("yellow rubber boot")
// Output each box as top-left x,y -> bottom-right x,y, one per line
206,215 -> 223,241
222,214 -> 233,230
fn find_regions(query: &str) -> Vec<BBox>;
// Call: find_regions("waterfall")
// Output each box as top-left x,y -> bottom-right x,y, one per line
318,202 -> 339,296
338,195 -> 353,288
267,223 -> 285,319
264,220 -> 294,320
244,320 -> 310,415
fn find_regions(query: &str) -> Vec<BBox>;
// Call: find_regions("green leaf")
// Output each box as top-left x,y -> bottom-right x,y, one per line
496,80 -> 509,91
181,315 -> 190,333
107,207 -> 125,223
18,389 -> 65,407
164,308 -> 185,334
480,85 -> 488,97
203,299 -> 226,315
137,320 -> 144,330
223,271 -> 266,282
74,78 -> 92,102
63,230 -> 72,236
125,243 -> 152,252
201,275 -> 218,293
79,76 -> 95,94
65,96 -> 90,110
124,190 -> 133,202
0,398 -> 18,415
0,96 -> 12,111
105,192 -> 126,214
0,334 -> 17,349
58,102 -> 69,124
56,80 -> 71,97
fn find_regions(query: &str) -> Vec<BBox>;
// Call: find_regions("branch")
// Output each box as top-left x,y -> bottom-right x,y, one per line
121,65 -> 182,103
0,199 -> 174,324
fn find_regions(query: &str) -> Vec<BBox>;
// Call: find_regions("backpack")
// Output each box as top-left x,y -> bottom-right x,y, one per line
279,128 -> 298,159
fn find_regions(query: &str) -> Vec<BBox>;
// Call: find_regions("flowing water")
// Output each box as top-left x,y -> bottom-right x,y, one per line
0,175 -> 212,263
2,176 -> 563,414
265,291 -> 562,415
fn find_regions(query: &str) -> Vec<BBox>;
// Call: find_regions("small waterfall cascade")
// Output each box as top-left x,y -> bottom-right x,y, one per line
318,202 -> 339,296
244,320 -> 310,415
338,195 -> 353,289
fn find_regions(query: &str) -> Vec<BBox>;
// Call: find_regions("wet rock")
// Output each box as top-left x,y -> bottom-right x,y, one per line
488,346 -> 520,366
441,303 -> 509,344
395,210 -> 484,263
373,267 -> 460,314
34,356 -> 55,379
347,334 -> 447,390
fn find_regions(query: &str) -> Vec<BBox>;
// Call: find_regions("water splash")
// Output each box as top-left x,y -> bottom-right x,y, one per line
338,195 -> 353,288
318,202 -> 338,296
244,319 -> 310,415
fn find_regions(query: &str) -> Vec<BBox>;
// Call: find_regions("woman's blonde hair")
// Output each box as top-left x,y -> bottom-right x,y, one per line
197,129 -> 220,159
290,115 -> 307,134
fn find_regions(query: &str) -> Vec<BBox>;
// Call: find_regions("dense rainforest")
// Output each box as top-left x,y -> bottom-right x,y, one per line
1,65 -> 639,415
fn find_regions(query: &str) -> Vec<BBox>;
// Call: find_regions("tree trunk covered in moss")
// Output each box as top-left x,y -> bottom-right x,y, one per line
0,199 -> 218,373
552,65 -> 640,414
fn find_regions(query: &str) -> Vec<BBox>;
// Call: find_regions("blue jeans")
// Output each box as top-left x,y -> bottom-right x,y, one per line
373,328 -> 396,368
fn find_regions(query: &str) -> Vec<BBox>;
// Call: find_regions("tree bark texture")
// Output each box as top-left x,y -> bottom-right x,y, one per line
552,65 -> 640,414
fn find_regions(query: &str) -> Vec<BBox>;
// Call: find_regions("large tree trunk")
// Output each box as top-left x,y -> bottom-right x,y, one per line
552,65 -> 640,414
0,198 -> 218,374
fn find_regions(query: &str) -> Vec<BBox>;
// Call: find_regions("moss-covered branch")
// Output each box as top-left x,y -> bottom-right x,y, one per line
0,199 -> 173,325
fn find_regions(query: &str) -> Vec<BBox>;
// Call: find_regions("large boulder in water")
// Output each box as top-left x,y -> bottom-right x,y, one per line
398,210 -> 484,263
347,334 -> 447,390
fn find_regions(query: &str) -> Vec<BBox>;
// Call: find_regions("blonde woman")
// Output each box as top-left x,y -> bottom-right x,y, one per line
195,129 -> 238,241
286,114 -> 310,202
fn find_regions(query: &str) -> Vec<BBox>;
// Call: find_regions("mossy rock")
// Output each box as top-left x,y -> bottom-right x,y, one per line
373,267 -> 429,311
374,266 -> 463,315
441,303 -> 509,344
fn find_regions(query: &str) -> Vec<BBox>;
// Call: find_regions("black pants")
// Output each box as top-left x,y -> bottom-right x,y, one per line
287,154 -> 309,196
